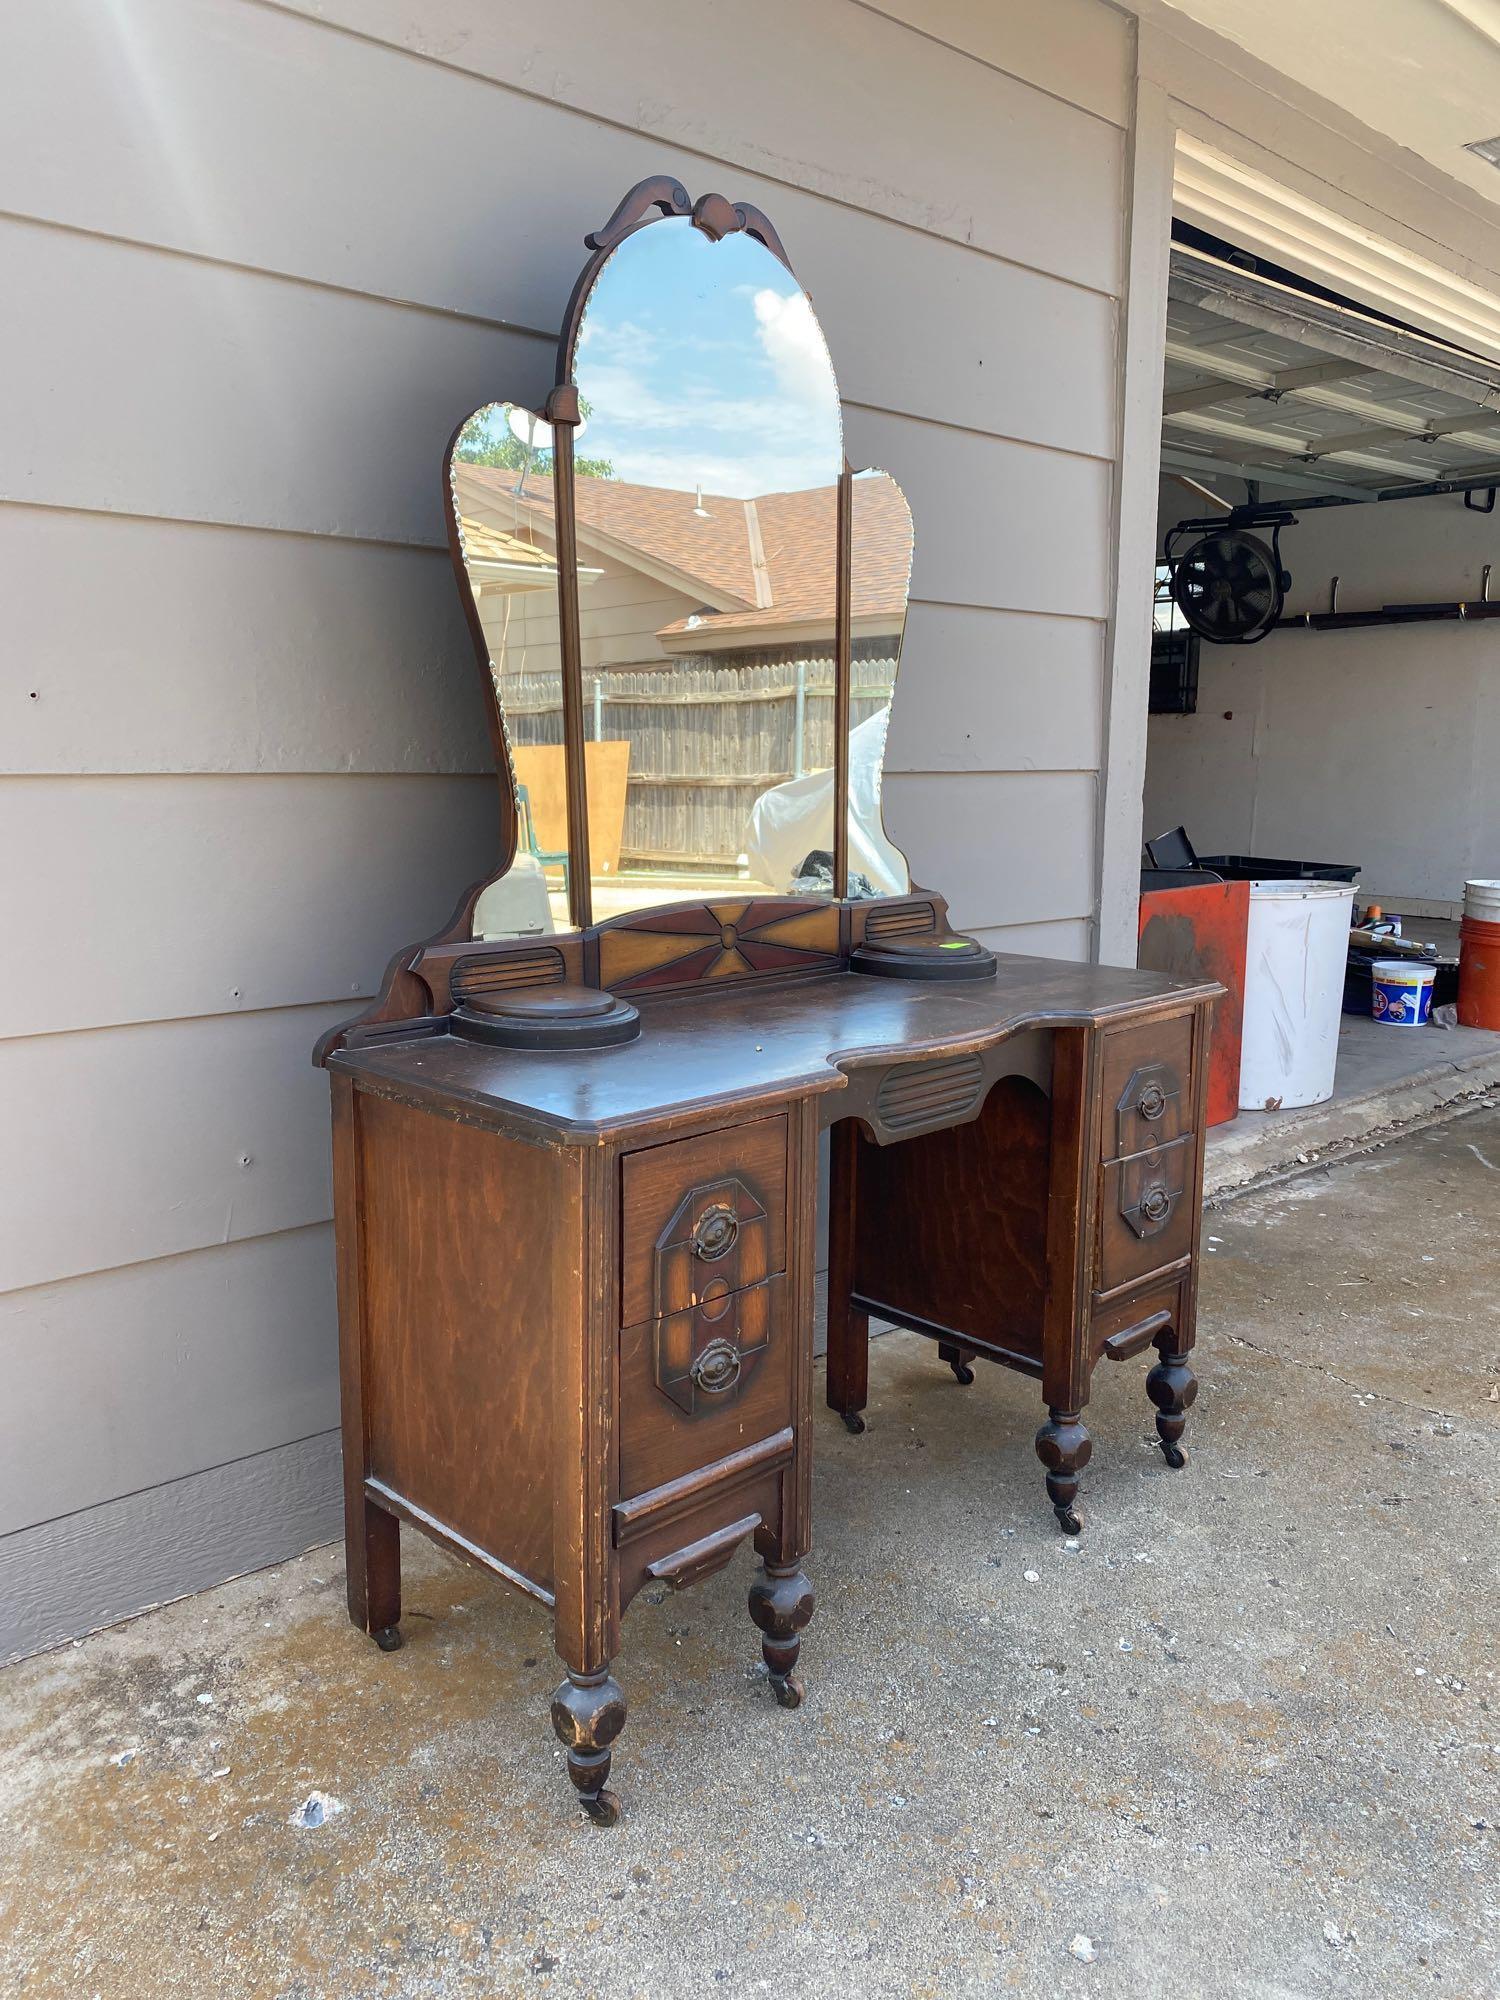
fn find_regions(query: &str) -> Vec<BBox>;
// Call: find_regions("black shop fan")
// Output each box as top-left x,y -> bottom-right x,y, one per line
1165,515 -> 1293,646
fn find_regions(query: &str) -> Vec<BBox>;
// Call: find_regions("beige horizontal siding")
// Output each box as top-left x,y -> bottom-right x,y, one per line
0,221 -> 551,540
0,1007 -> 348,1295
860,0 -> 1132,126
970,916 -> 1094,962
1,1432 -> 343,1665
884,772 -> 1097,932
257,0 -> 1127,289
0,0 -> 1131,1654
0,775 -> 496,1038
849,412 -> 1114,620
1,1 -> 1120,454
0,1226 -> 338,1537
1,508 -> 492,777
887,609 -> 1105,775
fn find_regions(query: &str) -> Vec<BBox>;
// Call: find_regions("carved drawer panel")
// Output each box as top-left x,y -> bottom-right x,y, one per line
1096,1133 -> 1197,1299
618,1276 -> 793,1497
619,1115 -> 787,1325
1100,1015 -> 1194,1160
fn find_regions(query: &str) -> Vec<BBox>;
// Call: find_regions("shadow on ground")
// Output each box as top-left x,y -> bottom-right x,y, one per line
2,1106 -> 1497,1998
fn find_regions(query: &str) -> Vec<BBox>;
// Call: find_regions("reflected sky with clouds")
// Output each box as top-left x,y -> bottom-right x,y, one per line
574,219 -> 843,498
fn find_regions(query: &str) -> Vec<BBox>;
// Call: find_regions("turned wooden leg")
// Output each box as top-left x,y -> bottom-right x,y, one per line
550,1667 -> 627,1825
346,1495 -> 402,1651
938,1340 -> 977,1386
1146,1337 -> 1197,1470
1034,1407 -> 1092,1536
748,1560 -> 815,1709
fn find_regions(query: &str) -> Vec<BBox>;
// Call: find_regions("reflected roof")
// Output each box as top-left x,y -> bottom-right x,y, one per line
456,464 -> 912,640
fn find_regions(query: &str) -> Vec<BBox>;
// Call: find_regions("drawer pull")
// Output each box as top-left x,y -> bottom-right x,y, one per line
1100,1131 -> 1196,1289
691,1338 -> 742,1396
691,1203 -> 739,1261
1101,1309 -> 1173,1361
1140,1185 -> 1172,1224
651,1280 -> 775,1419
646,1513 -> 762,1591
1109,1038 -> 1189,1159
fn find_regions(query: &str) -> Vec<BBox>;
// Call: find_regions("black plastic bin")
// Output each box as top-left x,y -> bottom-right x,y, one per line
1195,853 -> 1360,884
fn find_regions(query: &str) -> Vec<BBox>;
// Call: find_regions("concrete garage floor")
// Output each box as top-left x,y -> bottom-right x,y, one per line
1205,1013 -> 1500,1197
3,1110 -> 1499,1998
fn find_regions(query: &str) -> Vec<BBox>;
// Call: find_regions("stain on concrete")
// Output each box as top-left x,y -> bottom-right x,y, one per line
2,1109 -> 1497,1997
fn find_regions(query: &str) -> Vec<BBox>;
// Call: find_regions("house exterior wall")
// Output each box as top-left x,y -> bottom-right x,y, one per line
1144,490 -> 1500,909
8,0 -> 1500,1656
0,0 -> 1131,1658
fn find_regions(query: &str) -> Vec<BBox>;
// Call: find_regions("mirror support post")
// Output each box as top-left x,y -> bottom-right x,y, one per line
549,389 -> 594,931
833,460 -> 853,899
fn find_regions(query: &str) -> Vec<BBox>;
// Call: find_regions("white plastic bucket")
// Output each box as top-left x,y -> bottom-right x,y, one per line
1464,878 -> 1500,921
1371,958 -> 1435,1027
1239,880 -> 1357,1111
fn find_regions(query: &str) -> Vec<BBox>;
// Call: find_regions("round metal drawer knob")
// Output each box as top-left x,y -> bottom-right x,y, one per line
691,1203 -> 739,1261
1137,1083 -> 1168,1121
1140,1186 -> 1172,1224
691,1339 -> 742,1395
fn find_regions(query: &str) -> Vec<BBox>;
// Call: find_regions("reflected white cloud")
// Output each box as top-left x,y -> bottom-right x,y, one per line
574,223 -> 842,499
753,289 -> 838,414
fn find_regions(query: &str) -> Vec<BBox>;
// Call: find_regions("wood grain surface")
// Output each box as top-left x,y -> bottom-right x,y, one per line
332,959 -> 1219,1147
356,1092 -> 566,1593
845,1073 -> 1052,1361
619,1116 -> 787,1325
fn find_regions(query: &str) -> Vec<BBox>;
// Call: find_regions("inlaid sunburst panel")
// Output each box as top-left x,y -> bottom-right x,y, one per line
599,900 -> 841,994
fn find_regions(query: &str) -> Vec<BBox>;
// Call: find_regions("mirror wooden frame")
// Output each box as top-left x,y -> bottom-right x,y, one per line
450,175 -> 859,934
319,177 -> 957,1062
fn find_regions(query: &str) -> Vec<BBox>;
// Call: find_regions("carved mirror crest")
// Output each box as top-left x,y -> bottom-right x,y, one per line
446,180 -> 914,941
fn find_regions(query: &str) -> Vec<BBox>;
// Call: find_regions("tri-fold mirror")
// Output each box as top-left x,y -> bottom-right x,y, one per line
447,181 -> 914,940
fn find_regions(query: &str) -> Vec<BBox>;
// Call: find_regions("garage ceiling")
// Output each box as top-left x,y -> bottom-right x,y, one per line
1161,245 -> 1500,504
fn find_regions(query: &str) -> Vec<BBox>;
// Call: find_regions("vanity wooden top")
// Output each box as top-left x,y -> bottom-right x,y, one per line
330,954 -> 1220,1146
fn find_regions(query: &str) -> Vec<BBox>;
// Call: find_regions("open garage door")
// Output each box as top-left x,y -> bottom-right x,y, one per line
1160,238 -> 1500,508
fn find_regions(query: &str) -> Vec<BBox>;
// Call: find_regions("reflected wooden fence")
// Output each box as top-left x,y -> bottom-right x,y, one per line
502,655 -> 896,871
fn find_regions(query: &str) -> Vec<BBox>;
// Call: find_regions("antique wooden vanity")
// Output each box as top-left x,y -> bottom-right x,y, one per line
317,177 -> 1219,1823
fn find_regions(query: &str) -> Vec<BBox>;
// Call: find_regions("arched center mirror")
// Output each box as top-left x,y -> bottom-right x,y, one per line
448,185 -> 913,942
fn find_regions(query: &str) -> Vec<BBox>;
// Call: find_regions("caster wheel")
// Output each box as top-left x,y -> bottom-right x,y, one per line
770,1675 -> 804,1710
950,1362 -> 975,1387
1057,1509 -> 1083,1536
1161,1441 -> 1188,1470
372,1625 -> 403,1652
841,1411 -> 866,1435
579,1789 -> 621,1827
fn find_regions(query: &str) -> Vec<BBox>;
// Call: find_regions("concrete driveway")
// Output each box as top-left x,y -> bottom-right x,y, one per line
2,1102 -> 1497,1998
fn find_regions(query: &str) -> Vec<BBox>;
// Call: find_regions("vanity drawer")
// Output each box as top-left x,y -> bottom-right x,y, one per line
1089,1275 -> 1186,1366
1096,1132 -> 1197,1298
619,1115 -> 787,1325
618,1275 -> 793,1498
611,1433 -> 791,1606
1100,1015 -> 1194,1161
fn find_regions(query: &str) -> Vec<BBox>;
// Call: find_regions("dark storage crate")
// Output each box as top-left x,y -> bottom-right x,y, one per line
1149,630 -> 1199,715
1195,854 -> 1360,884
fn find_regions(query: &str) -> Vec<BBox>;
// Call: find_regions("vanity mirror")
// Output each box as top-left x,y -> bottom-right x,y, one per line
448,185 -> 913,942
319,176 -> 1219,1826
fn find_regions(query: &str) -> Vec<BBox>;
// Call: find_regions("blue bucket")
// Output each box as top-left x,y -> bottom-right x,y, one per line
1371,958 -> 1435,1027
